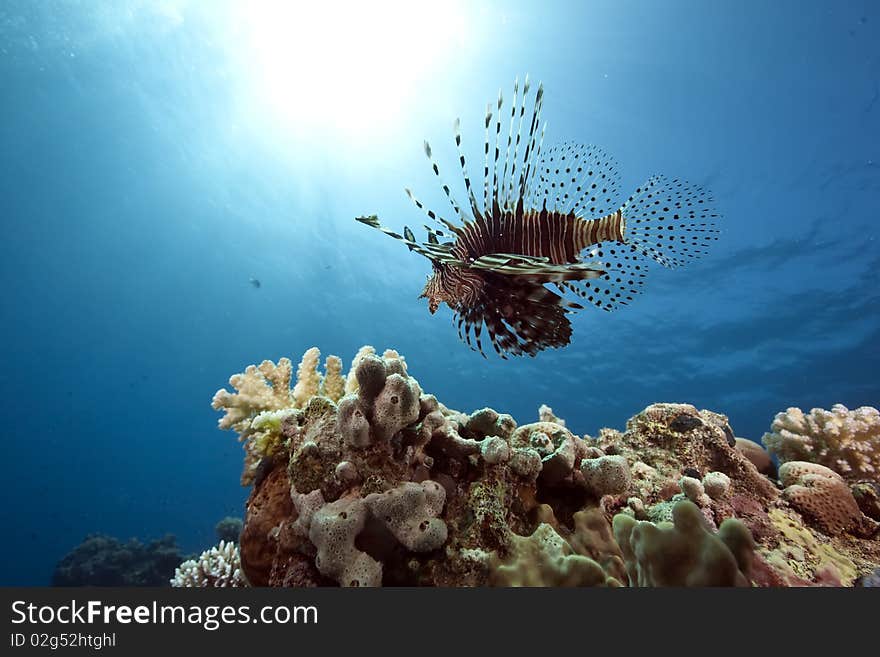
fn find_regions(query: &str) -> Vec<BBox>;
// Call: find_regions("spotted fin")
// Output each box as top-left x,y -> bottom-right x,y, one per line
533,143 -> 622,217
557,242 -> 649,312
620,176 -> 721,268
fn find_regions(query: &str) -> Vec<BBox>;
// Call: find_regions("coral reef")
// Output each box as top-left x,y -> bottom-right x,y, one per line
211,347 -> 880,587
170,540 -> 245,587
53,534 -> 185,587
215,516 -> 243,544
762,405 -> 879,481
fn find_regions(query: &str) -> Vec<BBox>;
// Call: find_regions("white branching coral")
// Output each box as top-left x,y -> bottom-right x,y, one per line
762,405 -> 880,481
171,541 -> 246,587
211,358 -> 293,436
292,347 -> 322,407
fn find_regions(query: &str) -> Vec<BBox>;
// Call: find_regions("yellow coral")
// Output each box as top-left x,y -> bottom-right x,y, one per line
250,409 -> 298,459
321,355 -> 345,402
292,347 -> 322,407
211,358 -> 293,435
767,508 -> 857,585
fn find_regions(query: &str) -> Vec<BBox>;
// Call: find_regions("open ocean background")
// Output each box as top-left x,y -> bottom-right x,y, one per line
1,0 -> 877,585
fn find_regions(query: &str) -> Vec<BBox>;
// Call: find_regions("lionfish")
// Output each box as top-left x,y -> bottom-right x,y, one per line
356,76 -> 719,358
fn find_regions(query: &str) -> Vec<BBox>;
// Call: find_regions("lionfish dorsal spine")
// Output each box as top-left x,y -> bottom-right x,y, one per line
491,88 -> 504,220
404,187 -> 462,238
503,75 -> 529,213
518,82 -> 544,205
498,76 -> 518,212
453,118 -> 481,220
423,140 -> 470,228
483,102 -> 492,218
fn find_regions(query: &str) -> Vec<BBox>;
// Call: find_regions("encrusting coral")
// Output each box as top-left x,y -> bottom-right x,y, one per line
193,347 -> 880,588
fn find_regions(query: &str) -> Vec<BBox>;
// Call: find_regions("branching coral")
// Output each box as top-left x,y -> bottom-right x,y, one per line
292,347 -> 322,407
212,358 -> 293,435
321,355 -> 345,402
762,404 -> 880,481
170,541 -> 246,587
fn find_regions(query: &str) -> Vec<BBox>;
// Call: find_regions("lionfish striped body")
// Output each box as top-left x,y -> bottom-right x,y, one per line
357,76 -> 719,358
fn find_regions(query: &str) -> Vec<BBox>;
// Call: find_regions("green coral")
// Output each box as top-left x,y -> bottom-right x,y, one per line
490,524 -> 622,587
613,500 -> 754,586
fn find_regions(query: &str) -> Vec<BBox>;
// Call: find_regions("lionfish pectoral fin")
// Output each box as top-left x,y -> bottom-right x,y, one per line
403,226 -> 416,251
468,253 -> 605,283
355,214 -> 452,262
355,214 -> 380,227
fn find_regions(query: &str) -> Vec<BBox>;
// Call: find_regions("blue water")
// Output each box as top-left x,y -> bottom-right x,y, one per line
1,1 -> 877,585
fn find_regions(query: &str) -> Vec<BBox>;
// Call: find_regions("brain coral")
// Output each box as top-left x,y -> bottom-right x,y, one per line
762,404 -> 879,481
778,461 -> 878,537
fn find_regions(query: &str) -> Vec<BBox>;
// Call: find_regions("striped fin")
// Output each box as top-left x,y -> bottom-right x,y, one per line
517,82 -> 544,202
507,75 -> 531,210
453,118 -> 481,219
498,76 -> 519,211
468,253 -> 605,283
355,215 -> 463,265
423,140 -> 470,226
490,88 -> 504,217
483,102 -> 492,216
404,188 -> 464,237
535,143 -> 621,217
403,226 -> 416,251
619,175 -> 721,268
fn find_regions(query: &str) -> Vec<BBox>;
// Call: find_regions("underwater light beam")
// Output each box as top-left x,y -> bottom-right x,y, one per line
235,0 -> 469,144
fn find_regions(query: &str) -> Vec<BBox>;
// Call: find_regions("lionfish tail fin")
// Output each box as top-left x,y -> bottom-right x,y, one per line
619,176 -> 720,268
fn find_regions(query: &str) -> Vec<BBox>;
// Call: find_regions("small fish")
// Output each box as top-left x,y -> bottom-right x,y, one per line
356,76 -> 719,358
249,276 -> 261,288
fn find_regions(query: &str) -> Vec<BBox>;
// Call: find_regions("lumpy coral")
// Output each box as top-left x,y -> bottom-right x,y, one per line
614,500 -> 754,586
208,348 -> 880,587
